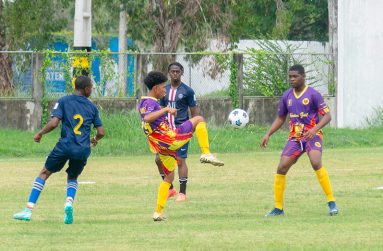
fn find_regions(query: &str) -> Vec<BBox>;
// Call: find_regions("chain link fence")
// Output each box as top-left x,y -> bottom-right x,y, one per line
0,51 -> 334,99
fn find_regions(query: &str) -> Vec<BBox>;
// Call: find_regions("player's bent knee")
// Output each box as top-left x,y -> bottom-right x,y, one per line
39,168 -> 52,180
193,116 -> 205,123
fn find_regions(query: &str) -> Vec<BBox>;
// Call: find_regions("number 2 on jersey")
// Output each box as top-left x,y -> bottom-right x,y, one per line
73,114 -> 84,135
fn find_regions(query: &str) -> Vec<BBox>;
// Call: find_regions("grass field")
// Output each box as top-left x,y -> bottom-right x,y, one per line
1,148 -> 383,250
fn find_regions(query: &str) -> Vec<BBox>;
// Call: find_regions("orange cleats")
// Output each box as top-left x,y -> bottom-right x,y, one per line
167,188 -> 177,199
175,193 -> 187,202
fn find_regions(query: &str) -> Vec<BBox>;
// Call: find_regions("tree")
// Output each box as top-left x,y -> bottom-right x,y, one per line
0,0 -> 13,93
93,0 -> 233,73
287,0 -> 329,41
229,0 -> 329,42
228,0 -> 276,41
0,0 -> 70,93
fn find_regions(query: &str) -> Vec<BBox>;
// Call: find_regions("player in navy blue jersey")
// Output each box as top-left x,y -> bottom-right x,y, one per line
13,76 -> 105,224
156,62 -> 224,202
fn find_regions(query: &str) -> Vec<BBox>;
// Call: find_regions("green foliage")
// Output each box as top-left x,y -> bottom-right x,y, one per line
2,110 -> 383,157
39,50 -> 128,99
229,0 -> 329,42
243,41 -> 334,96
287,0 -> 329,41
39,51 -> 53,126
366,106 -> 383,128
229,55 -> 238,107
229,0 -> 276,41
93,0 -> 233,54
3,0 -> 70,50
244,41 -> 299,96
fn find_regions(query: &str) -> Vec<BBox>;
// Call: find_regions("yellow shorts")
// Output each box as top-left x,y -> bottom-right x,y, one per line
158,138 -> 191,173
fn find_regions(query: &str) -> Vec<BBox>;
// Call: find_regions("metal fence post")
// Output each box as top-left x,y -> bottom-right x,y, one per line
136,53 -> 148,97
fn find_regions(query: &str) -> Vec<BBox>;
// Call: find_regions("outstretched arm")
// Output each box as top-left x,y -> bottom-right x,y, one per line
34,117 -> 61,142
260,116 -> 286,149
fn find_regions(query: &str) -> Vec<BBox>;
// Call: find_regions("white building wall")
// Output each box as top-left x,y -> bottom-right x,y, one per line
338,0 -> 383,127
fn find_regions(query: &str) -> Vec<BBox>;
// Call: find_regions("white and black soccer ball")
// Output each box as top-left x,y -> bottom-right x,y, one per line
228,109 -> 249,129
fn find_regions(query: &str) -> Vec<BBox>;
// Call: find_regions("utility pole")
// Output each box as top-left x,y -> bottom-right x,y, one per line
118,4 -> 127,97
73,0 -> 92,88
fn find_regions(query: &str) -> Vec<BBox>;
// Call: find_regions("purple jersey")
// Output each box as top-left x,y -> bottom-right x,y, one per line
138,96 -> 193,154
278,86 -> 330,140
138,96 -> 169,134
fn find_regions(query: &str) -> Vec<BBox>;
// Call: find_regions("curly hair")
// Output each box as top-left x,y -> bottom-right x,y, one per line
144,71 -> 168,90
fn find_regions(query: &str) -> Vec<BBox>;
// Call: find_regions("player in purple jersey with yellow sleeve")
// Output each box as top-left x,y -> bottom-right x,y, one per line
13,76 -> 105,224
139,71 -> 221,221
156,62 -> 224,203
260,64 -> 338,217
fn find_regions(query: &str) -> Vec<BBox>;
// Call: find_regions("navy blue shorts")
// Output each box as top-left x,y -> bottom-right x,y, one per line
45,142 -> 90,178
177,141 -> 190,158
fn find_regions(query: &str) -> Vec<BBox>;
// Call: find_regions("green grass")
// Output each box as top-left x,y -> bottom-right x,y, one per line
1,148 -> 383,250
1,111 -> 383,157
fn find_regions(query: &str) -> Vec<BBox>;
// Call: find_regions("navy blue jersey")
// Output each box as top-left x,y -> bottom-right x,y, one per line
160,82 -> 196,128
52,95 -> 102,148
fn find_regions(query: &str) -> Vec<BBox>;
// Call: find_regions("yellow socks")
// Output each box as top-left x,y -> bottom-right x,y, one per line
155,181 -> 171,214
315,167 -> 335,202
195,122 -> 210,154
274,174 -> 286,210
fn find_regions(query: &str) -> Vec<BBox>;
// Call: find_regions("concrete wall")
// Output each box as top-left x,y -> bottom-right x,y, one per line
0,98 -> 40,131
1,96 -> 336,131
338,0 -> 383,127
47,98 -> 138,114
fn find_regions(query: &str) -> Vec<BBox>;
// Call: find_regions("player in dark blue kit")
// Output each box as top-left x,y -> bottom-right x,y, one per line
156,62 -> 224,202
13,76 -> 105,224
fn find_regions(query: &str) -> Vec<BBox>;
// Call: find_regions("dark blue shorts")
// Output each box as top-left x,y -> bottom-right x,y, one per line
45,142 -> 90,178
177,141 -> 190,158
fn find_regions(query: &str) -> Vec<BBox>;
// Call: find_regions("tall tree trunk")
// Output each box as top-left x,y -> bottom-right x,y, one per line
0,1 -> 14,94
151,0 -> 180,74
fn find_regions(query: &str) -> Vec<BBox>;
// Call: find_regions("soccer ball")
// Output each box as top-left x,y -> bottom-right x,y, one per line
228,109 -> 249,129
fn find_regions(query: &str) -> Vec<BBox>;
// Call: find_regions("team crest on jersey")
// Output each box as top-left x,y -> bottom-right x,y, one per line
302,98 -> 310,105
288,99 -> 292,106
178,94 -> 183,99
315,142 -> 321,148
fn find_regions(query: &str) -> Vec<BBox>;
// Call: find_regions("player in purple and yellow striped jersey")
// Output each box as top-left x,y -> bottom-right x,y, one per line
139,71 -> 220,221
260,64 -> 338,217
156,62 -> 224,203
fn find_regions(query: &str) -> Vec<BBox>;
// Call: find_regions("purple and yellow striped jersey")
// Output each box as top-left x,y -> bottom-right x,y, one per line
278,86 -> 330,140
138,96 -> 177,153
